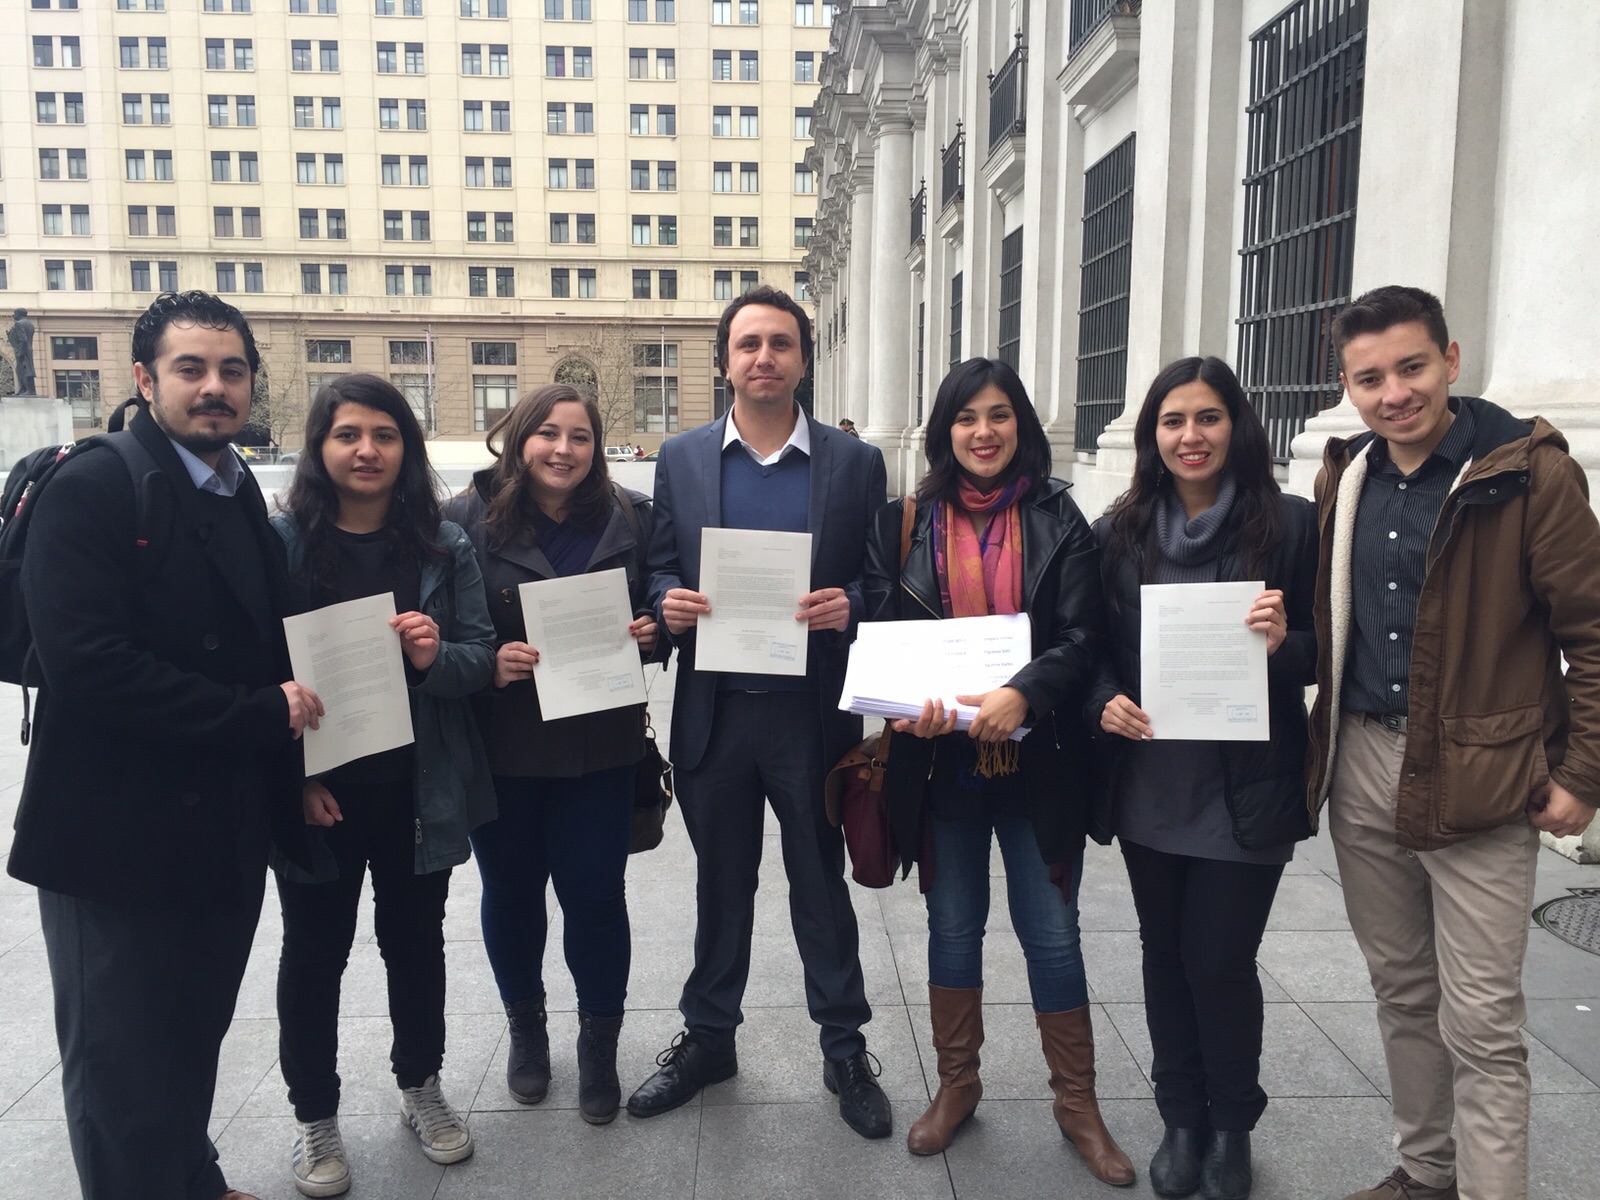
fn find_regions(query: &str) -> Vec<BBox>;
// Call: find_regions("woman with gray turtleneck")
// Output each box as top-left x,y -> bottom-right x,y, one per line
1086,357 -> 1319,1200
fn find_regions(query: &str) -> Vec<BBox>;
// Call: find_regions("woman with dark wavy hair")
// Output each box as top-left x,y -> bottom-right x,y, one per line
864,358 -> 1133,1186
273,374 -> 497,1196
442,383 -> 660,1127
1088,356 -> 1318,1199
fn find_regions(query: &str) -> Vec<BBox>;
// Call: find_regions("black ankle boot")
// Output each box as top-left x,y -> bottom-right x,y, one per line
1150,1125 -> 1208,1197
1200,1130 -> 1252,1200
505,994 -> 550,1104
577,1011 -> 624,1125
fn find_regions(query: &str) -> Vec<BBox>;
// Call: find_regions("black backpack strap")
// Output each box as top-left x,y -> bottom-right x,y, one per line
611,481 -> 645,549
103,433 -> 165,553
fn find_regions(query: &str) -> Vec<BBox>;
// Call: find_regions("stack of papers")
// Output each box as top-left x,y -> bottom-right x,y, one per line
839,613 -> 1032,742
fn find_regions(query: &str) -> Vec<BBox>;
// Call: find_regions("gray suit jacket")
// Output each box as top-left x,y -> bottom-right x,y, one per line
645,412 -> 888,772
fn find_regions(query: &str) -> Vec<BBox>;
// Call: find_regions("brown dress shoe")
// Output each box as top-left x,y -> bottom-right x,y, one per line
907,984 -> 984,1156
1036,1006 -> 1136,1187
1342,1166 -> 1460,1200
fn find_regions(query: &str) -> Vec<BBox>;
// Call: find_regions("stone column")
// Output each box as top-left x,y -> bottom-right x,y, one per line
1071,0 -> 1203,519
845,175 -> 875,420
866,117 -> 916,485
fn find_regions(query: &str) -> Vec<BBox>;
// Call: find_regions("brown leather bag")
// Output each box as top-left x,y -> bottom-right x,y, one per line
824,496 -> 916,888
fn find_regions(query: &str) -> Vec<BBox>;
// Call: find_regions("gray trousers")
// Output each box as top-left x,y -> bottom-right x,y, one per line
676,689 -> 872,1059
1329,712 -> 1539,1200
39,880 -> 263,1200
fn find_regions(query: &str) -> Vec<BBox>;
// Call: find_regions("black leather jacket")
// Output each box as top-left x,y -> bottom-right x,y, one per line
863,478 -> 1106,876
1085,493 -> 1319,850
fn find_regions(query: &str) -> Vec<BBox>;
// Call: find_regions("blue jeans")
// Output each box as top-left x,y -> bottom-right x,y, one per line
470,765 -> 633,1017
924,812 -> 1088,1013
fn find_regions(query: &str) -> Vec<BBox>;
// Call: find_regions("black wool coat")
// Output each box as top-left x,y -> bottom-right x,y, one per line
8,410 -> 302,908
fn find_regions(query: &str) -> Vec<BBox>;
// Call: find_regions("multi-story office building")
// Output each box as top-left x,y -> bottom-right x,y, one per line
2,0 -> 836,449
810,0 -> 1600,517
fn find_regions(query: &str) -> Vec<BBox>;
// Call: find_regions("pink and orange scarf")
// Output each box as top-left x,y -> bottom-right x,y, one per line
932,475 -> 1030,775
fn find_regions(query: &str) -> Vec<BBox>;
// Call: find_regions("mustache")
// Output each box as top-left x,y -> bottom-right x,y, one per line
188,400 -> 237,417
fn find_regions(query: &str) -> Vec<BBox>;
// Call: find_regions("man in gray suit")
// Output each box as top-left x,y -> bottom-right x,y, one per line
626,286 -> 892,1138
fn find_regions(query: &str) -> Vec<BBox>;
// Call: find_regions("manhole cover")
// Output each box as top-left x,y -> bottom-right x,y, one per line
1532,889 -> 1600,956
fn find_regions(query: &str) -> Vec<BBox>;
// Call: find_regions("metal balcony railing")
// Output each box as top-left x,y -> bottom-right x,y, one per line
988,34 -> 1027,151
910,181 -> 926,247
1069,0 -> 1142,58
940,125 -> 964,210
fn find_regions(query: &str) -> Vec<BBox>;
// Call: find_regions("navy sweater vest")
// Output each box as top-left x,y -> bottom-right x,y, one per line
715,445 -> 811,692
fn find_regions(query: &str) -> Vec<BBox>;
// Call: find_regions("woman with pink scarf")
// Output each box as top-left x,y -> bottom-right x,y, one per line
863,358 -> 1131,1187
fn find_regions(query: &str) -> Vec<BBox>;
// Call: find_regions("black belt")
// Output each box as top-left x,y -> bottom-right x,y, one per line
1355,711 -> 1408,734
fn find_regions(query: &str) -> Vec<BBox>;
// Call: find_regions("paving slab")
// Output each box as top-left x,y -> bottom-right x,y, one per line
0,671 -> 1596,1198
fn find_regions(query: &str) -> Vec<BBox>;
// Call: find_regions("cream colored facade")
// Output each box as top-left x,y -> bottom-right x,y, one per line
1,0 -> 835,447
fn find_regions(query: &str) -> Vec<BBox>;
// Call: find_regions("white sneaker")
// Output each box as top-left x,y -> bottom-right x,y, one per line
399,1074 -> 474,1165
291,1115 -> 351,1198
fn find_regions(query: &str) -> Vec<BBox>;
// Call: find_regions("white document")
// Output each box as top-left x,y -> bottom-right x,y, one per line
1139,581 -> 1269,741
839,613 -> 1033,741
695,527 -> 812,677
519,567 -> 647,721
284,592 -> 415,776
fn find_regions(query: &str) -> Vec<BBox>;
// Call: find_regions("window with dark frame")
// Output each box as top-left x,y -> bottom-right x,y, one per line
1073,133 -> 1136,452
1235,0 -> 1367,462
949,272 -> 963,369
996,229 -> 1024,369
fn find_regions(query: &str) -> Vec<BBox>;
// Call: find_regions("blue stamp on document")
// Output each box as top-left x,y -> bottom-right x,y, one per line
1226,705 -> 1258,723
769,643 -> 797,662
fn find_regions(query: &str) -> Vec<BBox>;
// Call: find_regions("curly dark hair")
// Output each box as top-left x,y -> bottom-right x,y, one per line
282,374 -> 446,596
481,383 -> 612,551
1102,356 -> 1284,592
130,290 -> 261,375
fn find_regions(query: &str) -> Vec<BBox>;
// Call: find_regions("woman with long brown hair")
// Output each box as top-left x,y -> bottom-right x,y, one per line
442,384 -> 659,1126
1090,356 -> 1318,1199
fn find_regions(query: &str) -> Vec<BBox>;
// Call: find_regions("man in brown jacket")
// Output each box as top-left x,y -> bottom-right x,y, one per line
1306,285 -> 1600,1200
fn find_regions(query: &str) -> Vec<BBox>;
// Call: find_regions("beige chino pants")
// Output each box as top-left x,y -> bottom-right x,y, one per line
1328,712 -> 1538,1200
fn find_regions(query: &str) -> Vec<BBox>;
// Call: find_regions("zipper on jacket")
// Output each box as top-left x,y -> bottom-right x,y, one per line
901,581 -> 941,619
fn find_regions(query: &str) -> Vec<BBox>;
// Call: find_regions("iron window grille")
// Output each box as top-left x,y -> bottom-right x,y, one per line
1074,133 -> 1136,452
1235,0 -> 1367,462
997,230 -> 1025,368
949,272 -> 964,370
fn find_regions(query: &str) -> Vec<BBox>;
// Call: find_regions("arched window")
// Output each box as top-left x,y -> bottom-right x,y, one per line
553,356 -> 597,402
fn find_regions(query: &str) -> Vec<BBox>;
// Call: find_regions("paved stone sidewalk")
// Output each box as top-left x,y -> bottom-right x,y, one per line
0,671 -> 1596,1199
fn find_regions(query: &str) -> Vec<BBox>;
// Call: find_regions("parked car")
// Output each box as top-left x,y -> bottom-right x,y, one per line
604,445 -> 641,461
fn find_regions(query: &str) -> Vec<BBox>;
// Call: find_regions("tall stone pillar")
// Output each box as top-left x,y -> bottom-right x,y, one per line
845,176 -> 875,422
867,117 -> 916,486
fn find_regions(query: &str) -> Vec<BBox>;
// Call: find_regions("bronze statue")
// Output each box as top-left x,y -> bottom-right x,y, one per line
6,309 -> 37,396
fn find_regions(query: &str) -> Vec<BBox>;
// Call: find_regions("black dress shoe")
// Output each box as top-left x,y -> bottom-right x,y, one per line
1150,1125 -> 1209,1197
1200,1130 -> 1252,1200
822,1050 -> 892,1139
625,1032 -> 737,1118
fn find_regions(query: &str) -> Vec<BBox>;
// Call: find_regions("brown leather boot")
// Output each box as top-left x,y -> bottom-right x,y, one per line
907,984 -> 984,1155
1036,1006 -> 1135,1187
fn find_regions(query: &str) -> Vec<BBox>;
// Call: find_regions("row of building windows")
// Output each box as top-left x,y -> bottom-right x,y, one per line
30,36 -> 827,84
54,149 -> 816,194
36,0 -> 835,21
11,200 -> 815,249
0,258 -> 809,307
